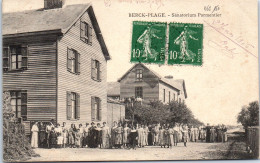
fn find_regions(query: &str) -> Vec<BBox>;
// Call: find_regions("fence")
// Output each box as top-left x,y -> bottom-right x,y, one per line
247,126 -> 259,158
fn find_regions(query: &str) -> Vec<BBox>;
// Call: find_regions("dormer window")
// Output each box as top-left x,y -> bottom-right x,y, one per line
136,69 -> 143,81
80,21 -> 92,45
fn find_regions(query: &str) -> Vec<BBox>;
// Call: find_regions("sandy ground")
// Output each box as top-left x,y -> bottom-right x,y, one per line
29,128 -> 249,161
29,142 -> 227,161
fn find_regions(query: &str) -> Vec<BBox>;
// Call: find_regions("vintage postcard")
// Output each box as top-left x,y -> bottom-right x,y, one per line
2,0 -> 259,162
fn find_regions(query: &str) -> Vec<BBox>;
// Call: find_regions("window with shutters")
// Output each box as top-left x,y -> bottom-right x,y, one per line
91,96 -> 101,121
135,87 -> 143,99
3,45 -> 28,72
67,92 -> 80,120
67,48 -> 80,74
10,90 -> 27,120
173,93 -> 176,101
91,59 -> 101,82
80,21 -> 92,45
136,69 -> 143,81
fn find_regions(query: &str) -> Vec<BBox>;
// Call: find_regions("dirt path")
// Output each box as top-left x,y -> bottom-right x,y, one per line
29,142 -> 230,161
29,130 -> 253,161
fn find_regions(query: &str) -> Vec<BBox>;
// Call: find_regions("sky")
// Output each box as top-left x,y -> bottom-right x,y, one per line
2,0 -> 259,125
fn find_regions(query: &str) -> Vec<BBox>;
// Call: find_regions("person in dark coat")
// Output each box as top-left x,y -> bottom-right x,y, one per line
210,126 -> 216,142
95,123 -> 102,148
49,127 -> 57,148
46,121 -> 54,148
129,126 -> 138,150
38,122 -> 46,148
88,122 -> 97,148
205,123 -> 211,143
148,125 -> 153,146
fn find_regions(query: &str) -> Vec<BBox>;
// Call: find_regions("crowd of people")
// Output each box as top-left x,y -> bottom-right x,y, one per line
30,120 -> 228,149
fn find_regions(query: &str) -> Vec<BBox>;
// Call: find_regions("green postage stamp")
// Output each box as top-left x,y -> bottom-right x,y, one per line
168,23 -> 203,65
130,21 -> 167,64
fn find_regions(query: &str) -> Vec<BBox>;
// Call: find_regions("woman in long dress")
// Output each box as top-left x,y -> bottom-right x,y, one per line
123,123 -> 130,148
154,124 -> 159,146
78,124 -> 84,148
62,122 -> 68,148
68,124 -> 75,148
190,126 -> 195,142
83,123 -> 90,147
210,127 -> 216,142
75,129 -> 81,148
182,125 -> 189,147
31,122 -> 39,148
178,124 -> 183,143
222,125 -> 228,142
159,126 -> 165,148
111,121 -> 118,148
137,124 -> 143,148
115,123 -> 123,148
199,126 -> 206,142
194,127 -> 199,142
102,122 -> 110,149
140,125 -> 146,147
164,126 -> 170,148
143,125 -> 149,146
54,123 -> 62,148
168,125 -> 174,148
216,125 -> 223,142
173,123 -> 179,146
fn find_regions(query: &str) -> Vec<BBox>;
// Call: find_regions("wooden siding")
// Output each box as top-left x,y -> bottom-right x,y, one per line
57,9 -> 107,125
107,102 -> 125,128
158,82 -> 179,104
3,41 -> 57,121
120,64 -> 159,102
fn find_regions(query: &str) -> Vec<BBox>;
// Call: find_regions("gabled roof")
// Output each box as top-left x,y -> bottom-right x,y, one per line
171,79 -> 187,98
117,63 -> 187,98
118,63 -> 160,82
107,82 -> 120,96
2,4 -> 110,60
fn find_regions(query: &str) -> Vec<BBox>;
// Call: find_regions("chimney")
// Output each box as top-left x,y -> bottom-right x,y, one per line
44,0 -> 64,9
164,75 -> 173,79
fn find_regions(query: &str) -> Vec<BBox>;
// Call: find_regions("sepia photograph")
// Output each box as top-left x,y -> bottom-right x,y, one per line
1,0 -> 259,161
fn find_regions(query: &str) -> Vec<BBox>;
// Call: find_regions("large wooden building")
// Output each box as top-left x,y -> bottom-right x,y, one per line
2,1 -> 110,125
117,63 -> 187,104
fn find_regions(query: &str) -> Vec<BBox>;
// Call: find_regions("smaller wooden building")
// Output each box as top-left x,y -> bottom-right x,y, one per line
117,63 -> 187,104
